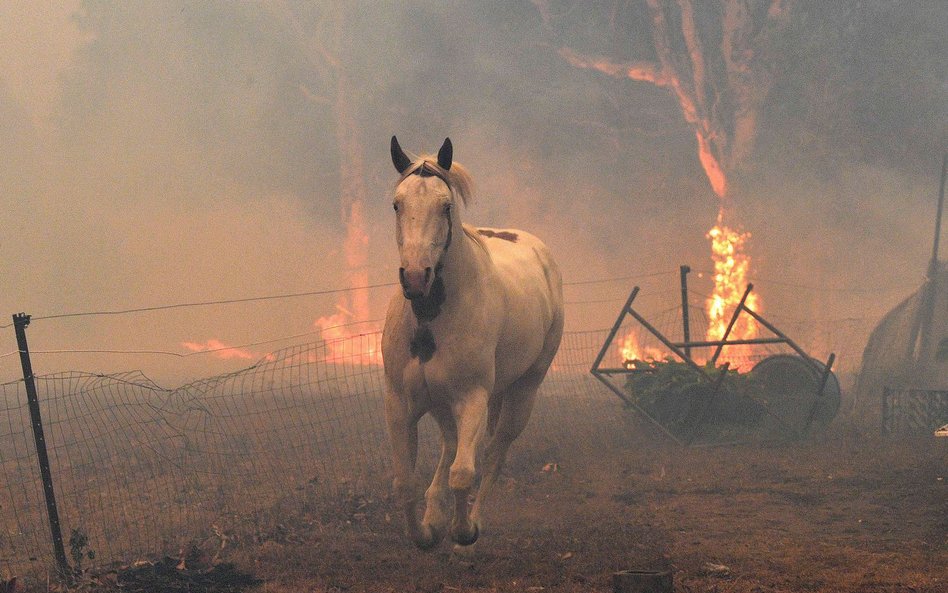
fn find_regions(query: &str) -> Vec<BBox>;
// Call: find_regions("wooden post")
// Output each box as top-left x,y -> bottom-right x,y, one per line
12,314 -> 72,581
679,265 -> 691,360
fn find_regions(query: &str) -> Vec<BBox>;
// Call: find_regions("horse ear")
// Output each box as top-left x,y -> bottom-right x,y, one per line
437,137 -> 452,171
391,135 -> 411,174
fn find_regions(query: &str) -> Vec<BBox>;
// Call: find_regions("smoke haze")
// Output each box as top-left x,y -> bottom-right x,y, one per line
0,1 -> 944,384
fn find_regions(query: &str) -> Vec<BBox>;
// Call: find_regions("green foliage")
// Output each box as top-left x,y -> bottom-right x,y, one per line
624,360 -> 767,437
625,359 -> 765,404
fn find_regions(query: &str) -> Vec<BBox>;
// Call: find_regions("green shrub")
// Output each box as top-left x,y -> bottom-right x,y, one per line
623,359 -> 766,437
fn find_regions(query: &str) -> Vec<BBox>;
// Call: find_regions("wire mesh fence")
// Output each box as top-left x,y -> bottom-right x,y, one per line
881,388 -> 948,435
0,287 -> 881,584
0,329 -> 620,581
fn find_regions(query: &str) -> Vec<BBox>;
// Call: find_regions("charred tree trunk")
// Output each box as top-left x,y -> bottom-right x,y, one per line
535,0 -> 790,354
537,0 -> 790,199
331,4 -> 370,322
273,0 -> 371,322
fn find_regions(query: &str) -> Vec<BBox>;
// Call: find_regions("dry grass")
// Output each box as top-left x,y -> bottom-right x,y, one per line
219,420 -> 946,593
3,337 -> 944,592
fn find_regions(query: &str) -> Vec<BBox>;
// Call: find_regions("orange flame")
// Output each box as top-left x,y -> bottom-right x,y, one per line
343,200 -> 371,323
618,332 -> 665,368
696,132 -> 727,198
332,191 -> 378,365
705,208 -> 761,369
181,339 -> 273,361
314,306 -> 383,366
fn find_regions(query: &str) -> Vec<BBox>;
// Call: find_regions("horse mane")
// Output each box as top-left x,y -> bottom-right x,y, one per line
397,154 -> 474,207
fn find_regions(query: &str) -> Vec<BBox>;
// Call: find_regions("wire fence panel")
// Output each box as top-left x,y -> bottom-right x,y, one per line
0,379 -> 49,577
881,388 -> 948,435
0,330 -> 624,580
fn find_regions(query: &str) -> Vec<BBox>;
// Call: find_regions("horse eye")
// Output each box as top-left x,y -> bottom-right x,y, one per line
393,203 -> 399,212
443,204 -> 451,215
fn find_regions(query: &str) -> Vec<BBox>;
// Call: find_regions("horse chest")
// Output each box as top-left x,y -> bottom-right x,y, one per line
409,325 -> 437,362
402,324 -> 493,397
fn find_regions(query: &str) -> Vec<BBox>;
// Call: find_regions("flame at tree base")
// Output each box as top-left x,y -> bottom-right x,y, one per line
314,305 -> 383,366
706,207 -> 761,369
619,332 -> 666,368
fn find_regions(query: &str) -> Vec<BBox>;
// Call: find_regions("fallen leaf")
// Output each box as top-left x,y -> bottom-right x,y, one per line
703,562 -> 731,577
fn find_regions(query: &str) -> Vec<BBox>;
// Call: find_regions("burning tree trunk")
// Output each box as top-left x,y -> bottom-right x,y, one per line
535,0 -> 790,363
271,1 -> 370,324
541,0 -> 788,200
330,6 -> 370,324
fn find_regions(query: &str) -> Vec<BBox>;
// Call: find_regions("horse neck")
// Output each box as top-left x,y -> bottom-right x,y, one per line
438,219 -> 484,303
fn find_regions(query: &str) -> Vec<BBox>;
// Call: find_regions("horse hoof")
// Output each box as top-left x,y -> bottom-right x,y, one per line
452,523 -> 479,546
414,524 -> 445,551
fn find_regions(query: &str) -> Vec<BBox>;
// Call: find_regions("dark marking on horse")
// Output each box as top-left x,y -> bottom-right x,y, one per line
410,274 -> 446,322
410,326 -> 437,362
478,229 -> 519,242
391,135 -> 411,174
444,212 -> 453,252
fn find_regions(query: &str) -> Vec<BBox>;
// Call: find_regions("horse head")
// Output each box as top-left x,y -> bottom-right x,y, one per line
390,136 -> 458,300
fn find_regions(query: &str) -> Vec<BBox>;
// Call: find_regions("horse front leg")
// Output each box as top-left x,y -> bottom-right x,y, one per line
384,392 -> 424,546
449,387 -> 488,546
419,407 -> 457,549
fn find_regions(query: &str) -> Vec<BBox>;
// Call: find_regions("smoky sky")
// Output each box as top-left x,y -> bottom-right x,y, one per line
0,1 -> 945,384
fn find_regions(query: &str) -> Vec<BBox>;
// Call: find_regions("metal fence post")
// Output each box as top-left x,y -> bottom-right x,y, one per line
12,313 -> 72,581
679,265 -> 691,360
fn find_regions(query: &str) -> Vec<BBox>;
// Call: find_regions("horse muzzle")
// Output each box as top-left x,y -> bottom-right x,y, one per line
400,266 -> 433,300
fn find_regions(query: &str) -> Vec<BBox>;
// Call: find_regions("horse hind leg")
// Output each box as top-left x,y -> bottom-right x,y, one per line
473,312 -> 562,527
471,370 -> 543,529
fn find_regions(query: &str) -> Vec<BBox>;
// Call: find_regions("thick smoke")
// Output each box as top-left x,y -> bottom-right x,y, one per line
0,1 -> 944,384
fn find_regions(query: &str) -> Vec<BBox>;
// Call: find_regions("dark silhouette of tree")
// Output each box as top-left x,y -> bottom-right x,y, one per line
269,1 -> 370,322
533,0 -> 791,200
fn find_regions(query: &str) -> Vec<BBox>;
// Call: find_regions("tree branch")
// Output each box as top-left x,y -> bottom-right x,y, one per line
644,0 -> 699,126
676,0 -> 708,115
557,46 -> 667,85
529,0 -> 554,28
268,0 -> 337,79
299,83 -> 331,106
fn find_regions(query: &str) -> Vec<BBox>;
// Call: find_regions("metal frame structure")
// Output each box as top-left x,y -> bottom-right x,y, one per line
590,275 -> 836,446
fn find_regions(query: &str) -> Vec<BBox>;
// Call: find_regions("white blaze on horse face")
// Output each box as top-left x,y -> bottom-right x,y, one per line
394,174 -> 453,298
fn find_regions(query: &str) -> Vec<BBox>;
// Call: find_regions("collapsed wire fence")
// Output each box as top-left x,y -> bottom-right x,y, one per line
0,327 -> 627,582
0,271 -> 889,583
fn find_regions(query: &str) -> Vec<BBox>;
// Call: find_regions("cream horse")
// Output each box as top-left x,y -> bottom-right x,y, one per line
382,136 -> 564,549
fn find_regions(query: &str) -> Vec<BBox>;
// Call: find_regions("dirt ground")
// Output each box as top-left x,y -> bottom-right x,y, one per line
218,415 -> 947,593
